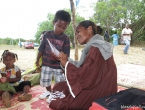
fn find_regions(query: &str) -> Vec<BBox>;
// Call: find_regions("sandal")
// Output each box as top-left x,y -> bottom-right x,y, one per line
18,93 -> 32,101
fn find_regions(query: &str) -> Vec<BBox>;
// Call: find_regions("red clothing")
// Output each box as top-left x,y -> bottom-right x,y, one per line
49,46 -> 117,110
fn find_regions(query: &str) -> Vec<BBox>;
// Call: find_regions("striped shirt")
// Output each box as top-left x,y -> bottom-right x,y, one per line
39,31 -> 70,69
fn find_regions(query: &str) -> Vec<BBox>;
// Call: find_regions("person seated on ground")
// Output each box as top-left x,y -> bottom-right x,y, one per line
22,49 -> 42,86
21,31 -> 45,86
48,20 -> 117,110
22,67 -> 41,86
0,50 -> 32,108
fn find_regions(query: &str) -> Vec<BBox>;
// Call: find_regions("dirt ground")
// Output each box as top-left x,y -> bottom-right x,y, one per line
0,43 -> 145,70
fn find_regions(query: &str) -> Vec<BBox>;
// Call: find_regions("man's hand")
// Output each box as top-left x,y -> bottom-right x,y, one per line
35,60 -> 40,67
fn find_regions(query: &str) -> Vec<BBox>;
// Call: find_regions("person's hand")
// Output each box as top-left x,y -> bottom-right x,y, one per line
59,52 -> 68,67
35,60 -> 40,67
0,77 -> 7,83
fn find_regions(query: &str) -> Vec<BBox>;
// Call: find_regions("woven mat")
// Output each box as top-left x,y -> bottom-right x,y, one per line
117,64 -> 145,90
0,84 -> 127,110
0,85 -> 52,110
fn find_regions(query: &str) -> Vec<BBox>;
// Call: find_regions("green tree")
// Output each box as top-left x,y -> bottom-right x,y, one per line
121,0 -> 145,41
92,0 -> 145,41
92,0 -> 126,35
35,13 -> 54,43
34,9 -> 85,49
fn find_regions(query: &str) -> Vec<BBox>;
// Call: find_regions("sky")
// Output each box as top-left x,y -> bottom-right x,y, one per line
0,0 -> 97,40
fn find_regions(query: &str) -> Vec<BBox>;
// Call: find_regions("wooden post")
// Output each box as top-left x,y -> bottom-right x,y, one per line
70,0 -> 78,60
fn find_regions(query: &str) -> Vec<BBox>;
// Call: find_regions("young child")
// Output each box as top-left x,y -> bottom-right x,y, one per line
111,31 -> 120,46
0,50 -> 32,108
35,10 -> 71,101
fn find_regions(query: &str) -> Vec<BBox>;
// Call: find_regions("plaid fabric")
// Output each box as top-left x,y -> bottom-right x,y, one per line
40,66 -> 65,87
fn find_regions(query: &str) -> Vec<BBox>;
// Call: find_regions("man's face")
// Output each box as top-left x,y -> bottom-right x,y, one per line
53,19 -> 69,35
126,24 -> 129,29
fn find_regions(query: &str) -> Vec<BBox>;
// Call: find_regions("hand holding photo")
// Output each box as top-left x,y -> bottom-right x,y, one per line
47,39 -> 60,56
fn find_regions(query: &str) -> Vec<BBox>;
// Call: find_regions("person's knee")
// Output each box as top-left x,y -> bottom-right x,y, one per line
22,81 -> 31,93
23,85 -> 31,93
49,99 -> 66,110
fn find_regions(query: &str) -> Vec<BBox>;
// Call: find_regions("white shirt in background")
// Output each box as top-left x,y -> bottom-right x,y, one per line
121,28 -> 133,40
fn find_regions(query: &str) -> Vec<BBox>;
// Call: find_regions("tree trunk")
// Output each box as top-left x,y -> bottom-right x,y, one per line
70,39 -> 75,48
69,0 -> 78,60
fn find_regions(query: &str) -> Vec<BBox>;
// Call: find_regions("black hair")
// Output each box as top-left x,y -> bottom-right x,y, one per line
77,20 -> 103,35
0,50 -> 18,62
42,31 -> 46,34
97,26 -> 103,34
53,10 -> 71,24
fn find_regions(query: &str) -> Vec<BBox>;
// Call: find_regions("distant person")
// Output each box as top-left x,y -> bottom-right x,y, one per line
35,10 -> 71,101
48,20 -> 117,110
20,42 -> 22,48
96,25 -> 103,35
0,50 -> 32,108
111,31 -> 120,46
104,30 -> 110,42
121,24 -> 133,54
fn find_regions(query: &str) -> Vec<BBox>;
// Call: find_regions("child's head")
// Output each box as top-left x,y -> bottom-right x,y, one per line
53,10 -> 71,35
0,50 -> 18,68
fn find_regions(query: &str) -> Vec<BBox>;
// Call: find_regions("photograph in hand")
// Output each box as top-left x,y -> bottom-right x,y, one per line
47,39 -> 60,56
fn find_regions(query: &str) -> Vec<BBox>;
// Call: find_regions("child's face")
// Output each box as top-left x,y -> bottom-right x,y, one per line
3,55 -> 15,69
53,19 -> 69,35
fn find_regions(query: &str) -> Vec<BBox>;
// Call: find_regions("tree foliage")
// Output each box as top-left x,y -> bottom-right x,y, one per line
35,13 -> 54,43
92,0 -> 126,34
0,38 -> 26,45
34,9 -> 85,47
34,0 -> 145,47
92,0 -> 145,41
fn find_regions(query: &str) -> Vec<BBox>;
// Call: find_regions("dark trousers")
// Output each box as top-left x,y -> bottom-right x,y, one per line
10,81 -> 31,96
